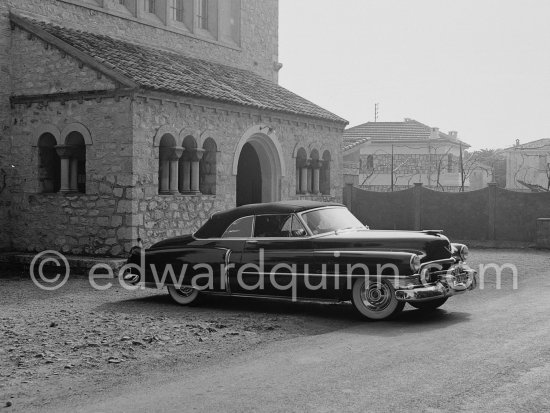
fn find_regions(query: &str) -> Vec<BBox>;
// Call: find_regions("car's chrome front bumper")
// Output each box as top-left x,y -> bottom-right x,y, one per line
395,266 -> 478,302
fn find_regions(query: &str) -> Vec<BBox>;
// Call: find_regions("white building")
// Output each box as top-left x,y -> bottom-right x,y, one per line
343,119 -> 472,192
504,139 -> 550,192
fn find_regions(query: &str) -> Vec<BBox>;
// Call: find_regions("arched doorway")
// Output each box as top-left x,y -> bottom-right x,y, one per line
236,143 -> 262,206
233,125 -> 286,206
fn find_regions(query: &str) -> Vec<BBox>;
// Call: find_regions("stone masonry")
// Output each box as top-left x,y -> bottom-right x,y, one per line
0,0 -> 347,257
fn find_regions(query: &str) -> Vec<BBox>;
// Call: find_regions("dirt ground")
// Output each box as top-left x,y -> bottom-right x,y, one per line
1,247 -> 546,411
0,269 -> 357,412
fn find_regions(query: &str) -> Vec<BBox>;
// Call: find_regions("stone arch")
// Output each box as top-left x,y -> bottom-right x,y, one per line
37,132 -> 61,193
33,124 -> 61,147
233,124 -> 286,204
179,128 -> 200,147
154,126 -> 179,147
61,123 -> 93,145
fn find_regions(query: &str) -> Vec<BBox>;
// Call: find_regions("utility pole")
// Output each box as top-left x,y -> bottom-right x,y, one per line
390,144 -> 394,192
459,141 -> 464,192
374,103 -> 379,122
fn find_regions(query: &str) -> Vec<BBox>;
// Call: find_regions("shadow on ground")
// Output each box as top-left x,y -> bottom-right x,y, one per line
97,292 -> 472,335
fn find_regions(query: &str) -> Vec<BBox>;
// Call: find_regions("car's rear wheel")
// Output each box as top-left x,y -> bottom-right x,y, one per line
167,285 -> 200,306
351,278 -> 404,320
409,297 -> 448,311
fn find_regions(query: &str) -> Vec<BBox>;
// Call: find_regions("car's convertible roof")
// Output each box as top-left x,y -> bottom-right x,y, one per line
195,200 -> 344,238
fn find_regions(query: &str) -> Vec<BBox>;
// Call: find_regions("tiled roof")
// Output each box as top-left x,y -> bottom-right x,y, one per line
12,15 -> 347,124
506,138 -> 550,151
343,119 -> 469,152
342,137 -> 369,152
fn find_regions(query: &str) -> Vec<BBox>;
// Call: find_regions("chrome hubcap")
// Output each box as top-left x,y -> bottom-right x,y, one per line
361,282 -> 392,312
176,286 -> 195,297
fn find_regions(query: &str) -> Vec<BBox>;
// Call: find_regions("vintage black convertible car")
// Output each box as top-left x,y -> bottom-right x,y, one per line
125,201 -> 477,320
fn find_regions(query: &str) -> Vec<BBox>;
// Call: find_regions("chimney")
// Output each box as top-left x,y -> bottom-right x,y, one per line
404,118 -> 412,122
448,131 -> 458,139
515,139 -> 520,147
429,127 -> 439,139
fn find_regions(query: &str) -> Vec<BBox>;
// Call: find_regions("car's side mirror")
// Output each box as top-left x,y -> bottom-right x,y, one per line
292,228 -> 307,237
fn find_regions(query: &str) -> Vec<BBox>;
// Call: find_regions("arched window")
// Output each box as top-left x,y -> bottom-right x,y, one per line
200,138 -> 217,195
65,132 -> 86,194
320,150 -> 331,195
38,133 -> 61,193
179,135 -> 200,194
295,147 -> 307,195
158,134 -> 179,194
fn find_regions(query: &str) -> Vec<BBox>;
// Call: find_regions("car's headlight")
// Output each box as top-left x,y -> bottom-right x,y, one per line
410,254 -> 421,273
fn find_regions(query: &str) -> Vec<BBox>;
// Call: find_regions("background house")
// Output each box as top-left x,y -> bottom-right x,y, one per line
0,0 -> 347,256
343,118 -> 476,192
504,139 -> 550,192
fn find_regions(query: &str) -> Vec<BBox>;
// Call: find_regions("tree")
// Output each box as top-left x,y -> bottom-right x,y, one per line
461,149 -> 506,189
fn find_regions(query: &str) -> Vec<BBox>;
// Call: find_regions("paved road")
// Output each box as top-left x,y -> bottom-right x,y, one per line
56,250 -> 550,412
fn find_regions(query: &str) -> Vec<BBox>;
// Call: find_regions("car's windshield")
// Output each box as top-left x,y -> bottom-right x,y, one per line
300,207 -> 366,235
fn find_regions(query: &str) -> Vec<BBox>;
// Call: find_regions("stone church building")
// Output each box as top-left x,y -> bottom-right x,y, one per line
0,0 -> 347,257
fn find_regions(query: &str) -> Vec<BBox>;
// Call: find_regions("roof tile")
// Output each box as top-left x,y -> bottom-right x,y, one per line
14,16 -> 347,124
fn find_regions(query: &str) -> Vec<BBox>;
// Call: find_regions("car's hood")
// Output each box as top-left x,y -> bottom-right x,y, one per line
312,230 -> 452,261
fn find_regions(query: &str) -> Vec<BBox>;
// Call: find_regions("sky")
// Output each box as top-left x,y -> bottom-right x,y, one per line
278,0 -> 550,150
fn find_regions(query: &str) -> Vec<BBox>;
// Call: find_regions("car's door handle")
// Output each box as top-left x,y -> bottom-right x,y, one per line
246,240 -> 258,244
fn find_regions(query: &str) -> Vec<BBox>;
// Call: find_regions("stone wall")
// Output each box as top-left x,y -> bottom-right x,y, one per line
0,0 -> 347,256
131,94 -> 343,248
5,0 -> 279,82
0,1 -> 12,250
6,97 -> 135,256
10,26 -> 116,95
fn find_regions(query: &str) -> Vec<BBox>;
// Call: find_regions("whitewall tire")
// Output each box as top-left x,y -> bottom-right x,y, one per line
167,285 -> 200,306
351,278 -> 404,320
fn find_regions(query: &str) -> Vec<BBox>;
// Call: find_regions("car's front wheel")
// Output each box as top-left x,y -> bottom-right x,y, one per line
351,278 -> 404,320
167,285 -> 201,306
409,297 -> 448,311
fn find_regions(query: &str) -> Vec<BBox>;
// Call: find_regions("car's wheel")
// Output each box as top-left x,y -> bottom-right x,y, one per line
167,285 -> 200,306
409,297 -> 448,311
351,278 -> 404,320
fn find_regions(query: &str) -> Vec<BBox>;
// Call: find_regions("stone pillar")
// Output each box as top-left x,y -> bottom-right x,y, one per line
311,161 -> 320,195
168,147 -> 183,195
55,145 -> 73,193
190,149 -> 205,194
300,167 -> 308,195
69,157 -> 78,192
160,146 -> 183,194
180,160 -> 191,193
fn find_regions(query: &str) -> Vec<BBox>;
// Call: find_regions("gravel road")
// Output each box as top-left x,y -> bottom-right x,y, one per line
1,248 -> 549,412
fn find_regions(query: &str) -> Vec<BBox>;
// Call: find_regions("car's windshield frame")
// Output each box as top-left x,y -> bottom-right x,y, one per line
297,206 -> 367,237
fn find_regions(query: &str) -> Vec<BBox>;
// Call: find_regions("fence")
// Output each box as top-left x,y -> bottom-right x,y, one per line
344,183 -> 550,246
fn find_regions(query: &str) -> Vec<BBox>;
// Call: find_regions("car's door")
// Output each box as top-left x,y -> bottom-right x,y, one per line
231,214 -> 313,298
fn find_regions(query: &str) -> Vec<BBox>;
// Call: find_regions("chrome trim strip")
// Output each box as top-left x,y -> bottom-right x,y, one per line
239,271 -> 416,280
203,291 -> 341,303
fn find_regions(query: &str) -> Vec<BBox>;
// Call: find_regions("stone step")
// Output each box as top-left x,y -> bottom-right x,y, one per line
0,251 -> 126,277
